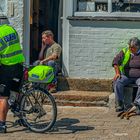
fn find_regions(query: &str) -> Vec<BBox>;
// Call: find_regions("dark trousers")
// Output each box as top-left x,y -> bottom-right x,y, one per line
0,64 -> 23,97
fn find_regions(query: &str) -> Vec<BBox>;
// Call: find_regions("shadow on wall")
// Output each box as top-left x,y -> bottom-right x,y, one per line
57,76 -> 70,91
57,63 -> 70,91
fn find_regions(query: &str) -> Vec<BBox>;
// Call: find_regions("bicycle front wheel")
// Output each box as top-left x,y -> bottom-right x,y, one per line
20,87 -> 57,133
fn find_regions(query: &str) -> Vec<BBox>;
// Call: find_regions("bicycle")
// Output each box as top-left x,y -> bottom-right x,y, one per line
8,64 -> 57,133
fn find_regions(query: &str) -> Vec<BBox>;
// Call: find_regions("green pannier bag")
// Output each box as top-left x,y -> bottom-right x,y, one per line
28,65 -> 54,83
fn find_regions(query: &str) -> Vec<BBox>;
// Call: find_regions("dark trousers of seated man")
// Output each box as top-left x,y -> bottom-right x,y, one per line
114,74 -> 140,111
0,64 -> 23,128
46,60 -> 59,93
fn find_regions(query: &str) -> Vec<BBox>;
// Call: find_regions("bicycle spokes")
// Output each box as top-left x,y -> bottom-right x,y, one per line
20,87 -> 57,132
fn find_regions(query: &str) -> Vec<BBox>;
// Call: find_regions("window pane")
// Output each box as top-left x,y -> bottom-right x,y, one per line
77,0 -> 96,11
112,0 -> 140,12
77,0 -> 108,12
95,1 -> 108,12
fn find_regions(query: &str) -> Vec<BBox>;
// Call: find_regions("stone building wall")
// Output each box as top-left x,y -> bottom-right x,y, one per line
0,0 -> 24,45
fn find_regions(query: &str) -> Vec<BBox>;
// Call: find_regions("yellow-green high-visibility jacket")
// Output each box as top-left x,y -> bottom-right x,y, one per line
0,24 -> 25,65
119,47 -> 131,73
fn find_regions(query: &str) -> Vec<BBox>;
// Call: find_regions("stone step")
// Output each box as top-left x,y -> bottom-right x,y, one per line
57,77 -> 112,92
52,90 -> 111,107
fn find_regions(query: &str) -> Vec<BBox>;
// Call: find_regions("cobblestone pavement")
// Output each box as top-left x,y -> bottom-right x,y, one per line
1,105 -> 140,140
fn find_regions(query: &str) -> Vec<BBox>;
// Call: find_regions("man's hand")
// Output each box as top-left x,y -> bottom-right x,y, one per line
40,60 -> 45,65
113,65 -> 121,81
40,58 -> 48,65
113,73 -> 121,81
41,41 -> 46,50
38,42 -> 47,60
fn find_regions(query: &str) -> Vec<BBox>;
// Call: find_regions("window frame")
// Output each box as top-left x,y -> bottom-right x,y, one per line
74,0 -> 140,18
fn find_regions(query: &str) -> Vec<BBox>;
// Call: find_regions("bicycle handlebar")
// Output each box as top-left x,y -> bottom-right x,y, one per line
23,63 -> 34,68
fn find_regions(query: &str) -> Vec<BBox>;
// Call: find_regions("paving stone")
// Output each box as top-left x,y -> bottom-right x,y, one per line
0,105 -> 140,139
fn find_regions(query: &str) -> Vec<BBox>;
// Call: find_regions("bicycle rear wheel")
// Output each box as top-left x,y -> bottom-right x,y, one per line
20,87 -> 57,133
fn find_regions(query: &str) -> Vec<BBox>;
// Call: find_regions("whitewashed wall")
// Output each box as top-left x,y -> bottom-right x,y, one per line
0,0 -> 24,45
68,20 -> 140,79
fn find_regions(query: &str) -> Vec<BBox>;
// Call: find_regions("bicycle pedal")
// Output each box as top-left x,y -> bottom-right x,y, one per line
14,119 -> 27,127
13,120 -> 20,127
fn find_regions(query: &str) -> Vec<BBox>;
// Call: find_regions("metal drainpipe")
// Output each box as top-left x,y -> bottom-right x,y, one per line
23,0 -> 30,65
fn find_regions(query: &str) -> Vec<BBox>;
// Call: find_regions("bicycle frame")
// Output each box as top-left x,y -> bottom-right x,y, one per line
9,64 -> 57,132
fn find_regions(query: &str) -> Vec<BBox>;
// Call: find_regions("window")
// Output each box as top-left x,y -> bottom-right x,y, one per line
112,0 -> 140,12
75,0 -> 140,17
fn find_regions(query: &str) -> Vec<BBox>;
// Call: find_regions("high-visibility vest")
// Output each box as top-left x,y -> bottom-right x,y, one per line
119,47 -> 131,73
0,24 -> 25,65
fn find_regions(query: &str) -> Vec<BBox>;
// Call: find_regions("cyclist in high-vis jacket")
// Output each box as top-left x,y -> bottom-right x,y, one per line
113,37 -> 140,112
0,24 -> 25,133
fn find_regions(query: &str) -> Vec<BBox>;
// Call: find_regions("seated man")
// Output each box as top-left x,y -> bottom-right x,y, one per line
113,37 -> 140,112
38,30 -> 62,93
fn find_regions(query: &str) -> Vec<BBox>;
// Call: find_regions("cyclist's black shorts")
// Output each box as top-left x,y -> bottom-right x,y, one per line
0,63 -> 23,97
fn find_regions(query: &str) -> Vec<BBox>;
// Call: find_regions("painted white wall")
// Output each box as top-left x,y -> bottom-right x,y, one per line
0,0 -> 30,64
62,0 -> 73,76
69,20 -> 140,79
7,0 -> 24,45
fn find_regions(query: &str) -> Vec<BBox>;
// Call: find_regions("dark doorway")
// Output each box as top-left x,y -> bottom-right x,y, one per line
30,0 -> 60,63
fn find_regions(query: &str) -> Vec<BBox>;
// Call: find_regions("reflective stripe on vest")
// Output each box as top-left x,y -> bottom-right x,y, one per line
119,47 -> 131,73
0,38 -> 7,51
0,34 -> 19,51
1,50 -> 23,58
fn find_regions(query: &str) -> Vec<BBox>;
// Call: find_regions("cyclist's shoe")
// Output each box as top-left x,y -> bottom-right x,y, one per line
11,104 -> 20,113
0,125 -> 7,133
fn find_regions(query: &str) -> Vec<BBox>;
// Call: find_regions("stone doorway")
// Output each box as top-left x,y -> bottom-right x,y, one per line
30,0 -> 60,63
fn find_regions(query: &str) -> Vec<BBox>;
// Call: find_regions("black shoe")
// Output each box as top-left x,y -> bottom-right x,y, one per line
116,106 -> 124,112
11,103 -> 20,113
0,125 -> 7,133
115,100 -> 124,112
